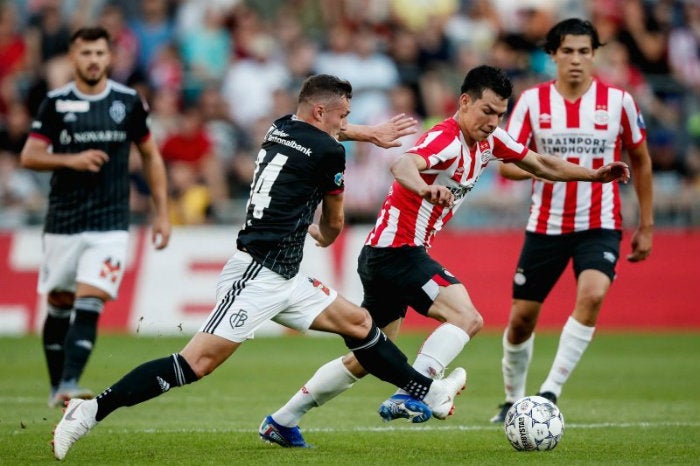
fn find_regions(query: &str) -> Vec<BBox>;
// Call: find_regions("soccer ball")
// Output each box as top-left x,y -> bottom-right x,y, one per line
504,395 -> 564,451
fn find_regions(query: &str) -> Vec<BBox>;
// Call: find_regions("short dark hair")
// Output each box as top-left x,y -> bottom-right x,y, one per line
69,26 -> 111,45
298,74 -> 353,105
460,65 -> 512,101
543,18 -> 602,54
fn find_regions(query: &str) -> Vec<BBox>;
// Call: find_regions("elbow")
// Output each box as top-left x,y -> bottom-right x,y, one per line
19,151 -> 32,169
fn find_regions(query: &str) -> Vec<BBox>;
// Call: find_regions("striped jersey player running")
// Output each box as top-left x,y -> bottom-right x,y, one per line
263,65 -> 630,436
491,18 -> 654,423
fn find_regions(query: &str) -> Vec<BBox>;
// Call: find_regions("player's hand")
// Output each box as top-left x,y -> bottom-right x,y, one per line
627,225 -> 653,262
308,224 -> 330,247
594,161 -> 630,183
421,185 -> 454,207
71,149 -> 110,172
151,214 -> 171,250
368,113 -> 418,149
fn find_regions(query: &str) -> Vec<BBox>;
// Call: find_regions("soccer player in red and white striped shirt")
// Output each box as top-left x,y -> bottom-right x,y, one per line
264,65 -> 629,432
491,18 -> 654,423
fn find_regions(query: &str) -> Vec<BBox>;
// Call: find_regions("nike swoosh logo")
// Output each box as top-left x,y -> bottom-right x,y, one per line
64,404 -> 80,421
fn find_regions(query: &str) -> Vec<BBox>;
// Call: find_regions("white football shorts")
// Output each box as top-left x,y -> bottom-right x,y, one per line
199,249 -> 337,343
38,231 -> 130,299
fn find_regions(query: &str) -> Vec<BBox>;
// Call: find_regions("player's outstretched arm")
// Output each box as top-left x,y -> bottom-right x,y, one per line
339,113 -> 418,148
515,150 -> 630,183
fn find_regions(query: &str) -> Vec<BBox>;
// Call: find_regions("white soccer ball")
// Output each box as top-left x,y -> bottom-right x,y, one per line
504,395 -> 564,451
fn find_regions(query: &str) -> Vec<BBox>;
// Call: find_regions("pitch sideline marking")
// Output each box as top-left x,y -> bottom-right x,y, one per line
107,421 -> 700,435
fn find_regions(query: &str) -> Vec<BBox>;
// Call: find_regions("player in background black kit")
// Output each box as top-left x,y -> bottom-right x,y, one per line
51,74 -> 466,459
20,26 -> 171,409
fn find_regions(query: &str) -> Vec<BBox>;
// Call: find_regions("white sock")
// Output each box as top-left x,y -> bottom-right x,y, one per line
395,323 -> 470,395
502,330 -> 534,403
271,357 -> 358,427
539,316 -> 595,398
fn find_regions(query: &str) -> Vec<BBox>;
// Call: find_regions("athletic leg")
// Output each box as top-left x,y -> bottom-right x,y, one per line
538,269 -> 610,398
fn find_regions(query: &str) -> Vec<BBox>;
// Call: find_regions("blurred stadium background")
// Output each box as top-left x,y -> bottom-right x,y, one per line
1,0 -> 699,335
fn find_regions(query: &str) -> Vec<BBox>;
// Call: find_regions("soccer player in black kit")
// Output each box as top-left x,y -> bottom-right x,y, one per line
51,74 -> 466,459
20,27 -> 170,409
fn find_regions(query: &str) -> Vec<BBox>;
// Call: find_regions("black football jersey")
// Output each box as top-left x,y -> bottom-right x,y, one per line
237,114 -> 346,278
30,80 -> 150,233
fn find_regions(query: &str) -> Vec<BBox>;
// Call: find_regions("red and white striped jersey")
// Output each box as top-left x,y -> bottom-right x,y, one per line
507,78 -> 646,235
365,117 -> 528,248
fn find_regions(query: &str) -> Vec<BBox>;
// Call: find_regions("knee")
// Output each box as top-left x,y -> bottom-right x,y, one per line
48,291 -> 75,309
444,305 -> 483,337
577,290 -> 606,312
345,307 -> 373,339
508,303 -> 540,341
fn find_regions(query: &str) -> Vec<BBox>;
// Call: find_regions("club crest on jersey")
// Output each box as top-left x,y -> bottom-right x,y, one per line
594,109 -> 609,125
109,100 -> 126,123
334,172 -> 344,187
480,149 -> 493,164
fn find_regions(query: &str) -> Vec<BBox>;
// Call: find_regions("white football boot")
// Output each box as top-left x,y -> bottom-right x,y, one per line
53,399 -> 98,460
422,367 -> 467,419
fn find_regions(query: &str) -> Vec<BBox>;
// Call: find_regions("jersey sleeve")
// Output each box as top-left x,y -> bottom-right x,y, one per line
28,97 -> 57,145
505,93 -> 533,146
492,127 -> 528,162
620,91 -> 646,149
127,95 -> 151,143
408,122 -> 460,170
318,143 -> 346,194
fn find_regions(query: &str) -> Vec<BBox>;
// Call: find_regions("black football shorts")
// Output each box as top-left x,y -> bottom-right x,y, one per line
512,229 -> 622,302
357,245 -> 460,328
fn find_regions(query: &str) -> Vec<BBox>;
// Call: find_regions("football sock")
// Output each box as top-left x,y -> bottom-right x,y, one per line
344,323 -> 433,400
43,304 -> 72,391
539,316 -> 595,398
95,353 -> 198,421
272,356 -> 358,427
61,297 -> 103,384
502,330 -> 534,403
395,323 -> 470,395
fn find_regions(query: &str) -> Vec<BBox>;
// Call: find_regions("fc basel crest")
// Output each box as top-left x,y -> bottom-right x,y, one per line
109,100 -> 126,124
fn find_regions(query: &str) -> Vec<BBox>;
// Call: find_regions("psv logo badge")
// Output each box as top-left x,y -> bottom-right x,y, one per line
109,100 -> 126,123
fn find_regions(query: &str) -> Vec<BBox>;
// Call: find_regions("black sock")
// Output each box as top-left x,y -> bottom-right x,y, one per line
95,353 -> 198,421
62,298 -> 103,384
344,324 -> 433,400
42,305 -> 72,390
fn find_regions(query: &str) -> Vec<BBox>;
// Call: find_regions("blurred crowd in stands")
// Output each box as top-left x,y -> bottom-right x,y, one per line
1,0 -> 699,229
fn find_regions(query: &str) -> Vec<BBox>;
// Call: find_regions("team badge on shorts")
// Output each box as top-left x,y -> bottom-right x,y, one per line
229,309 -> 248,329
308,277 -> 330,295
100,257 -> 122,283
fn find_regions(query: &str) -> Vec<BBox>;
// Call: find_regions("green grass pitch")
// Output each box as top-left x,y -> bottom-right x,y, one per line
1,331 -> 698,465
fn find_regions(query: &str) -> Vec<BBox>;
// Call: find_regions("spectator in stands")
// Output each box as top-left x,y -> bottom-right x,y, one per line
221,33 -> 289,131
179,5 -> 232,103
98,3 -> 142,86
160,105 -> 229,216
0,149 -> 45,228
0,3 -> 27,117
130,0 -> 176,73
